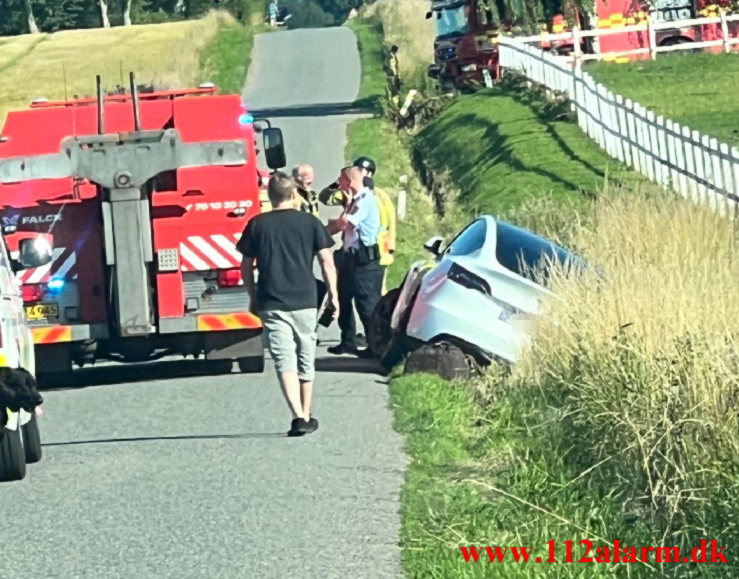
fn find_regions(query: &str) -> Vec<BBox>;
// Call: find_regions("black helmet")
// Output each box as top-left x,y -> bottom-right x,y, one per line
353,156 -> 376,174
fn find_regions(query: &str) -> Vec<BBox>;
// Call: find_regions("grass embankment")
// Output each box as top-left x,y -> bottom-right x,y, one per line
362,0 -> 435,87
0,9 -> 254,126
199,16 -> 261,94
346,16 -> 438,289
588,53 -> 739,146
350,4 -> 739,578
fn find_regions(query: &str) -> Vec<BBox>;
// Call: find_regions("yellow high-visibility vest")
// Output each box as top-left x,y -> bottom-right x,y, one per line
374,186 -> 396,266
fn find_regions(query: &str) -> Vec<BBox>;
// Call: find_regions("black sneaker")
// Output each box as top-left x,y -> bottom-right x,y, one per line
327,343 -> 357,355
287,418 -> 311,437
306,417 -> 319,433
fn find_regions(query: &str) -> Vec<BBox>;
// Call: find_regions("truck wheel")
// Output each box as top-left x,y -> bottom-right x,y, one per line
22,414 -> 42,464
0,428 -> 26,482
238,355 -> 265,373
367,288 -> 400,356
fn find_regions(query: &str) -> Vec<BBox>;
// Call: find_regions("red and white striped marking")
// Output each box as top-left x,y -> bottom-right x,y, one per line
179,233 -> 243,272
12,246 -> 78,284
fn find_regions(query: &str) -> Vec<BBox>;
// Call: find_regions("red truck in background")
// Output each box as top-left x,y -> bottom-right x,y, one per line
0,74 -> 286,378
541,0 -> 739,59
426,0 -> 501,90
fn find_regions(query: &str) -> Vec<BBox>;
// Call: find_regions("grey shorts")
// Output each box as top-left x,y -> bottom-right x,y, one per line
259,308 -> 317,381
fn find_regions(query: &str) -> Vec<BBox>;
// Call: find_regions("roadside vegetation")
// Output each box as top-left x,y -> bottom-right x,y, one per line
348,1 -> 739,577
588,54 -> 739,146
199,15 -> 263,94
0,9 -> 257,126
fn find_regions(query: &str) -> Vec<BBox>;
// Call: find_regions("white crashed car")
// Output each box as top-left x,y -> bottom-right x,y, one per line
368,215 -> 588,371
0,234 -> 51,482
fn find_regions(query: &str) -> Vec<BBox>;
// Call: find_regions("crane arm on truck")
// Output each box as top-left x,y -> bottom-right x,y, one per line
0,73 -> 286,375
0,81 -> 249,340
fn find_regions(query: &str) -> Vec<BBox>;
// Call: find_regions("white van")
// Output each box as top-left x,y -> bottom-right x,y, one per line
0,234 -> 52,482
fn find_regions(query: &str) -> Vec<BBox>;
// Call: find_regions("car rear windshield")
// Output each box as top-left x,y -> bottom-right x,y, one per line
495,221 -> 585,283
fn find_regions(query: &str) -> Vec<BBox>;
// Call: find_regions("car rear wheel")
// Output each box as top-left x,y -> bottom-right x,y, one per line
367,288 -> 401,356
0,427 -> 26,482
403,341 -> 471,381
22,414 -> 42,464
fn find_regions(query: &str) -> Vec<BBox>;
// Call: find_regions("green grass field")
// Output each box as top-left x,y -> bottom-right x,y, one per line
199,20 -> 259,94
588,53 -> 739,146
413,87 -> 644,218
0,10 -> 256,128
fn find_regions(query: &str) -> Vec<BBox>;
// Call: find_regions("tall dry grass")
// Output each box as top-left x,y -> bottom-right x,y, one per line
365,0 -> 435,81
510,184 -> 739,548
0,10 -> 235,127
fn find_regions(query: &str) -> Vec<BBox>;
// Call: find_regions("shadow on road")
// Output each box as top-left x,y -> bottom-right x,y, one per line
37,352 -> 386,391
315,356 -> 385,375
43,432 -> 286,447
37,359 -> 238,391
249,98 -> 380,119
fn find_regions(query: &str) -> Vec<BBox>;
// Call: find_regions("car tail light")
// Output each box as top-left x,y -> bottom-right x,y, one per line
447,263 -> 491,296
22,284 -> 44,304
218,269 -> 242,287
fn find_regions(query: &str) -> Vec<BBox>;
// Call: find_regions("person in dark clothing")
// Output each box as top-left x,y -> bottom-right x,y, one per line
238,171 -> 338,437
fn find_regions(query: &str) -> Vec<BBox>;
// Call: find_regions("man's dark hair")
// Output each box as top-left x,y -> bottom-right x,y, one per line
268,171 -> 297,206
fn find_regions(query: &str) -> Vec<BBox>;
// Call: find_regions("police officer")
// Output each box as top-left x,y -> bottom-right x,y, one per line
351,156 -> 396,295
325,166 -> 383,356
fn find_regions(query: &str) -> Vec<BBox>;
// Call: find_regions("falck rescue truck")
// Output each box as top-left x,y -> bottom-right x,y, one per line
0,74 -> 287,378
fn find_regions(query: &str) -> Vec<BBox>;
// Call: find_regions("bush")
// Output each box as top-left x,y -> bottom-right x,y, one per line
510,184 -> 739,552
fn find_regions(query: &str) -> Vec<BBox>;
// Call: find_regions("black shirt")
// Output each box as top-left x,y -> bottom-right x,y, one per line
236,209 -> 334,312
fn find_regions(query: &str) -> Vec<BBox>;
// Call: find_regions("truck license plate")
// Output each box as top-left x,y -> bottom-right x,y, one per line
25,303 -> 59,320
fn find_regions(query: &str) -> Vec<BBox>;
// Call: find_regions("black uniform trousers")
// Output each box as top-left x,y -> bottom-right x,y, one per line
335,249 -> 384,348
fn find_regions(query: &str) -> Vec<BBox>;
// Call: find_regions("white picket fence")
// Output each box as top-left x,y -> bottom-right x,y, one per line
498,39 -> 739,215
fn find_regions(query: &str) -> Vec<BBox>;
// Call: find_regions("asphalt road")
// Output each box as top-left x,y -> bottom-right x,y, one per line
0,26 -> 406,579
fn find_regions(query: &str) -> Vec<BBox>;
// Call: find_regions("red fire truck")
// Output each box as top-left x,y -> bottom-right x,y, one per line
542,0 -> 739,59
0,74 -> 286,378
425,0 -> 501,90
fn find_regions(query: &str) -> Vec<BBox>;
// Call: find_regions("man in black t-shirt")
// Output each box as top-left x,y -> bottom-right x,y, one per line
237,171 -> 338,437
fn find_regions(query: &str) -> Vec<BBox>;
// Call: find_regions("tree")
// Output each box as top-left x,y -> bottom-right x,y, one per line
24,0 -> 39,33
123,0 -> 132,24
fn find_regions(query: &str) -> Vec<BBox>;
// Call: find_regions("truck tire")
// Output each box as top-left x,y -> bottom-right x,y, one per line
22,414 -> 42,464
204,330 -> 264,374
238,354 -> 265,373
0,427 -> 26,482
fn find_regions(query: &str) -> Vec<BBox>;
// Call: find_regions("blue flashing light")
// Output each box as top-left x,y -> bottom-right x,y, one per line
47,278 -> 65,293
239,113 -> 254,125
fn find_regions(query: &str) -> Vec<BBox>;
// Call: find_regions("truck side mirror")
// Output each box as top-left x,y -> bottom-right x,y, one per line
423,236 -> 445,256
427,64 -> 441,79
262,127 -> 286,170
17,236 -> 53,270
